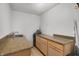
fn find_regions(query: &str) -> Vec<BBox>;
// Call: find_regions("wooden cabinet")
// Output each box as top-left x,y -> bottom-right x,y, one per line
40,37 -> 47,55
5,49 -> 31,56
35,34 -> 74,56
48,41 -> 64,56
36,35 -> 47,55
0,36 -> 32,56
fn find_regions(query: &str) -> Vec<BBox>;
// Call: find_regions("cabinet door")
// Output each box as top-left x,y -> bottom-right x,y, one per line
36,35 -> 48,55
39,37 -> 48,55
64,42 -> 74,55
36,36 -> 41,49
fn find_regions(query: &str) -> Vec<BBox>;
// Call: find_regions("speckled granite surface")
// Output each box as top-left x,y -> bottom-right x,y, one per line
0,36 -> 32,56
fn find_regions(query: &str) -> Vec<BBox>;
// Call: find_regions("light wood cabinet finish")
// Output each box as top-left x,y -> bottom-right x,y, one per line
5,49 -> 31,56
48,41 -> 64,56
48,40 -> 63,51
36,36 -> 47,55
0,36 -> 32,56
36,34 -> 74,56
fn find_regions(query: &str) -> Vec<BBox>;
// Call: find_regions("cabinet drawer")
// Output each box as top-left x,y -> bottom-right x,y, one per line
48,46 -> 63,56
48,42 -> 63,52
48,40 -> 63,51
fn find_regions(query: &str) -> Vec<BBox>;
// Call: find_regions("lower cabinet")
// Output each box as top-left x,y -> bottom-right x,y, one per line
36,36 -> 47,55
35,34 -> 74,56
5,49 -> 31,56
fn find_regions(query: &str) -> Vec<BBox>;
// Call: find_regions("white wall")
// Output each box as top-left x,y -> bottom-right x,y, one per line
0,3 -> 76,45
12,11 -> 40,45
40,3 -> 74,37
0,3 -> 11,39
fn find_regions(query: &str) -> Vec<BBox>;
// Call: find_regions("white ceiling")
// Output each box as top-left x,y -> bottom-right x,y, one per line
10,3 -> 59,15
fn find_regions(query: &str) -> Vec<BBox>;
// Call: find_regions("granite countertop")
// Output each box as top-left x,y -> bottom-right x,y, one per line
0,36 -> 32,56
37,34 -> 74,44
